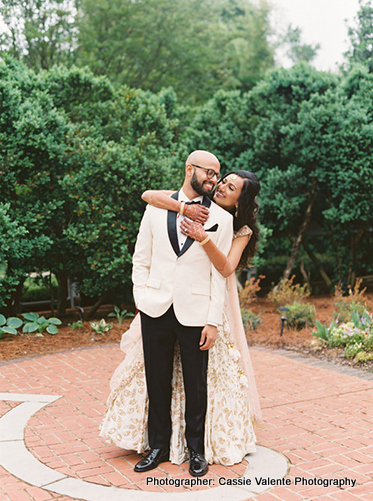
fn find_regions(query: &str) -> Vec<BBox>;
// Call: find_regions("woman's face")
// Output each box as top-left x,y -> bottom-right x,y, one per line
214,174 -> 244,211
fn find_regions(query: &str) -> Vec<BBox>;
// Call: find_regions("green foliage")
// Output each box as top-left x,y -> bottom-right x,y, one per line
77,0 -> 274,103
1,55 -> 373,312
22,276 -> 58,303
22,312 -> 62,334
344,0 -> 373,71
185,62 -> 373,287
241,308 -> 261,331
333,279 -> 369,323
0,202 -> 31,309
0,0 -> 79,70
283,25 -> 320,65
0,314 -> 23,338
344,342 -> 364,359
354,350 -> 373,363
0,59 -> 182,312
313,319 -> 332,341
90,319 -> 112,334
312,310 -> 373,359
268,276 -> 310,307
68,320 -> 84,329
284,301 -> 315,331
108,306 -> 135,324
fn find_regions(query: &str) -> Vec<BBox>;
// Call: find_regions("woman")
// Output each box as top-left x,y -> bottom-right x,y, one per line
100,170 -> 262,466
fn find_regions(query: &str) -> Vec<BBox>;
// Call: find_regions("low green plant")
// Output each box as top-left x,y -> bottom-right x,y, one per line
313,319 -> 334,341
241,308 -> 262,331
344,342 -> 363,359
22,312 -> 62,335
285,301 -> 315,331
0,314 -> 23,338
312,310 -> 373,359
354,350 -> 373,363
108,306 -> 135,324
90,319 -> 113,334
268,275 -> 310,307
68,320 -> 84,329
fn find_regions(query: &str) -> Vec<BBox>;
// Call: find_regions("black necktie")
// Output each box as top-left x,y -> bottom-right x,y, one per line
186,201 -> 201,205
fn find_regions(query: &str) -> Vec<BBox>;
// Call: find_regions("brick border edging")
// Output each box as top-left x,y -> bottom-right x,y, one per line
253,346 -> 373,381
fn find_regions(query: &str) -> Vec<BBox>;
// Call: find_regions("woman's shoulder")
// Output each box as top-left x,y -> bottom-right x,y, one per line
233,225 -> 251,239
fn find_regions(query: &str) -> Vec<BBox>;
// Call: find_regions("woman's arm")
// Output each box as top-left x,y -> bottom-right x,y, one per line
180,219 -> 252,278
141,190 -> 209,223
142,190 -> 177,210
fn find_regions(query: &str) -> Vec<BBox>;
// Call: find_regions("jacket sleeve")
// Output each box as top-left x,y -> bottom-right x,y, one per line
132,205 -> 152,308
207,212 -> 233,325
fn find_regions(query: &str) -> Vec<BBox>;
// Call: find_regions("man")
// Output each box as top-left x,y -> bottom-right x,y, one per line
132,150 -> 233,476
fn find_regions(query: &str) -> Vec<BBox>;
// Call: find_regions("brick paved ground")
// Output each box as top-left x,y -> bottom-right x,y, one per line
0,344 -> 372,500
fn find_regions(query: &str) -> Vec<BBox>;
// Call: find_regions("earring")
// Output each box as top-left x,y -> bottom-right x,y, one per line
235,206 -> 238,217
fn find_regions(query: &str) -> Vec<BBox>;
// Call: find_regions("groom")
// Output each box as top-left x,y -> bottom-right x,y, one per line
132,150 -> 233,476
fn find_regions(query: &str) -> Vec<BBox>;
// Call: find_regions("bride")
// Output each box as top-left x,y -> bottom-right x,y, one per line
100,169 -> 262,466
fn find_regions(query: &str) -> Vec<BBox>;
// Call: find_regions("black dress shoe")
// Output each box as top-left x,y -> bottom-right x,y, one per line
188,449 -> 208,477
134,448 -> 169,472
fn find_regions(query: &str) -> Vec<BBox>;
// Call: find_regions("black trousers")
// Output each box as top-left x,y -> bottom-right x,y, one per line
140,306 -> 208,453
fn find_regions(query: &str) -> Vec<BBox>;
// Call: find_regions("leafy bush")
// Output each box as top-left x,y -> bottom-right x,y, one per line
239,275 -> 265,306
333,279 -> 370,323
285,301 -> 315,331
268,275 -> 310,307
0,315 -> 23,338
241,308 -> 262,331
22,312 -> 62,335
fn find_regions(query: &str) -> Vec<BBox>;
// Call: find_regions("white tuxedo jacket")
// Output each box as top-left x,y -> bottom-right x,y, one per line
132,193 -> 233,327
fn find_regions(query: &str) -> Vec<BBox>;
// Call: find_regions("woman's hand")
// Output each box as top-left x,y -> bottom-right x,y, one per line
180,219 -> 207,242
183,204 -> 209,224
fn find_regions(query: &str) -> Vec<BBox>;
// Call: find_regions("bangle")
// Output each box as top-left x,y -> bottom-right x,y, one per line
200,235 -> 211,246
180,201 -> 186,215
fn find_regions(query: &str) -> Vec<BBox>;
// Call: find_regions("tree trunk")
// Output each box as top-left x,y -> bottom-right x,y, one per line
302,239 -> 333,290
347,222 -> 366,286
57,274 -> 68,316
4,279 -> 24,317
299,260 -> 311,291
87,291 -> 109,320
325,190 -> 342,278
272,178 -> 318,294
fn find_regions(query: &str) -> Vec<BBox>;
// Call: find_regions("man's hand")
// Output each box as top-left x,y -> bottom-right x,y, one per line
199,324 -> 217,350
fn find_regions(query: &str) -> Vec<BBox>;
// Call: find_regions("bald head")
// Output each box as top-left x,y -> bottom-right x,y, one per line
183,150 -> 221,199
185,150 -> 220,172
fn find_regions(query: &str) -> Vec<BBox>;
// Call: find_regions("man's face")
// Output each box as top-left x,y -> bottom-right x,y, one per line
190,164 -> 220,197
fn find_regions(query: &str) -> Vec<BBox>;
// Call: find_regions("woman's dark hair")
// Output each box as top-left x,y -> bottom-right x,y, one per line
218,170 -> 260,269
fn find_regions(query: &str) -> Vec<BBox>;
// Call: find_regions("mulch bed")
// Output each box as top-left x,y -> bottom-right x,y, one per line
1,296 -> 373,372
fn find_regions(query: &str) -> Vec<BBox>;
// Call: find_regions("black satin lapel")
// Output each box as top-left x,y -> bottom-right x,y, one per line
202,196 -> 212,209
167,191 -> 180,256
179,196 -> 212,257
178,236 -> 194,257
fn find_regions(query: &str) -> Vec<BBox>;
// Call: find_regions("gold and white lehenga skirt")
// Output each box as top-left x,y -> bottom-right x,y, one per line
99,275 -> 262,465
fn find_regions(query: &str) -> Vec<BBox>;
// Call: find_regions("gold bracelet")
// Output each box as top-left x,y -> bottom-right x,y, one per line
179,201 -> 185,215
200,235 -> 211,246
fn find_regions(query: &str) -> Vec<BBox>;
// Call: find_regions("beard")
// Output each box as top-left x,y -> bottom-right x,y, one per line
190,169 -> 215,197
